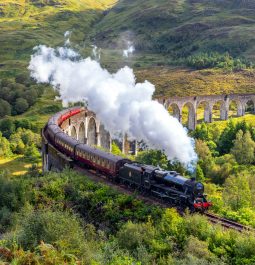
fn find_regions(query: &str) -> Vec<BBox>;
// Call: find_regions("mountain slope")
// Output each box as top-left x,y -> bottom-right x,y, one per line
90,0 -> 255,61
0,0 -> 116,78
0,0 -> 254,98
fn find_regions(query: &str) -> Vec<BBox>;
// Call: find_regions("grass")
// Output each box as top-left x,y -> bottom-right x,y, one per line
135,67 -> 255,98
0,155 -> 39,177
0,0 -> 116,78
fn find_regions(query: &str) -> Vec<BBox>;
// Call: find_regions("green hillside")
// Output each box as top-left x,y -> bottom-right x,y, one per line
0,0 -> 255,99
91,0 -> 255,62
0,0 -> 116,78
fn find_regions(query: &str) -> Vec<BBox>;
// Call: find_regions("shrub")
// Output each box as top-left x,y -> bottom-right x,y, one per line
0,132 -> 12,157
0,99 -> 11,118
14,98 -> 29,114
13,209 -> 86,255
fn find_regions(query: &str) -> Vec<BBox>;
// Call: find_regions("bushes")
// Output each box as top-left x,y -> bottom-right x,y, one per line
10,128 -> 41,154
0,99 -> 11,118
0,172 -> 27,231
14,98 -> 29,114
0,133 -> 12,158
0,77 -> 44,116
186,52 -> 253,70
0,169 -> 254,264
0,118 -> 39,139
13,209 -> 86,253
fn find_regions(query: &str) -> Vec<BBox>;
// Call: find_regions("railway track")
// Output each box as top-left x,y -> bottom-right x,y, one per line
74,164 -> 254,233
205,212 -> 254,232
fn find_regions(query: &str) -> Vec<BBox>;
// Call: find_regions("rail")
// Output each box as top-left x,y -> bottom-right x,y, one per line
205,212 -> 254,232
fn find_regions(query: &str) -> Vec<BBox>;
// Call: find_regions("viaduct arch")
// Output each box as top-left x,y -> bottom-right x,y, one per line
159,93 -> 255,130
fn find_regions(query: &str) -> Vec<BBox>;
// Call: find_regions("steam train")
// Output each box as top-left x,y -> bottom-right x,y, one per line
44,107 -> 212,212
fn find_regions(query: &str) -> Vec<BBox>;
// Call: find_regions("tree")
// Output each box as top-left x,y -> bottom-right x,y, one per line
195,139 -> 212,161
136,149 -> 187,174
231,130 -> 255,164
0,133 -> 12,158
218,120 -> 254,155
0,119 -> 16,138
111,141 -> 123,156
209,154 -> 237,184
24,144 -> 40,162
10,128 -> 40,155
0,99 -> 11,118
196,164 -> 205,182
192,123 -> 210,141
14,98 -> 29,114
23,89 -> 38,106
223,174 -> 251,210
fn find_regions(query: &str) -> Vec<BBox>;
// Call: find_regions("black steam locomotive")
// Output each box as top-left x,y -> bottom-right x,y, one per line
44,107 -> 212,212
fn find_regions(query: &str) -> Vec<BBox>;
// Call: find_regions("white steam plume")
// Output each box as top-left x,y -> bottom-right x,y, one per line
28,45 -> 197,165
123,41 -> 135,58
91,45 -> 101,61
64,31 -> 72,46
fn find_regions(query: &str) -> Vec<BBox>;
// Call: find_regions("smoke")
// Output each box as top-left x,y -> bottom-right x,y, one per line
28,45 -> 197,165
91,45 -> 101,61
64,31 -> 72,46
123,41 -> 135,58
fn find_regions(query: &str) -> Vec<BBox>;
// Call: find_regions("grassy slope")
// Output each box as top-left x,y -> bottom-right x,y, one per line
89,0 -> 255,96
136,67 -> 255,97
0,0 -> 255,98
0,0 -> 116,78
91,0 -> 255,60
0,155 -> 33,176
0,0 -> 117,129
206,114 -> 255,133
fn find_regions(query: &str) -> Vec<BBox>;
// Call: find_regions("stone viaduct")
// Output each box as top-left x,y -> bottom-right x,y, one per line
58,93 -> 255,146
158,93 -> 255,130
59,108 -> 135,155
42,93 -> 255,171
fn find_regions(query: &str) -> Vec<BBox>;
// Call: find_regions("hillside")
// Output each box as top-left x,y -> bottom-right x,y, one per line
136,67 -> 255,97
0,0 -> 255,98
91,0 -> 255,62
0,0 -> 115,78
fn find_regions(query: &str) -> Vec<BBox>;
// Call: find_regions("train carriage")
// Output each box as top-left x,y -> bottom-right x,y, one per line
55,132 -> 79,159
75,144 -> 129,177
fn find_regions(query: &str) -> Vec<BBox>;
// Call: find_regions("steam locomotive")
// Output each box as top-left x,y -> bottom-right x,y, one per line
44,107 -> 212,212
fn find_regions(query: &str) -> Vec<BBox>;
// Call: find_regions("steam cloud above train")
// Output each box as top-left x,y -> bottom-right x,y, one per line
28,45 -> 197,166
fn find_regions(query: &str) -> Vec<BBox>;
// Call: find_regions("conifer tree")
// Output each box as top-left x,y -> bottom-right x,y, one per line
231,130 -> 255,164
